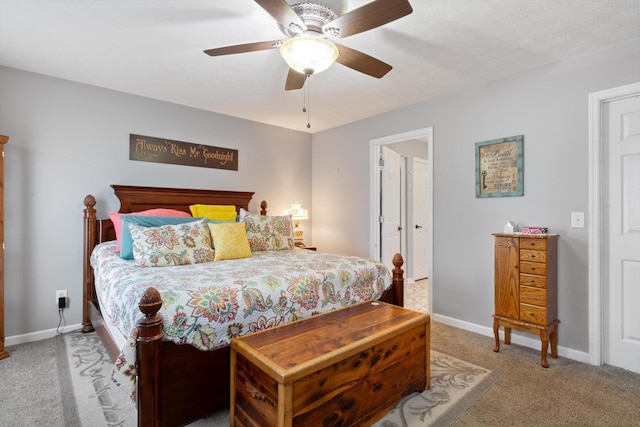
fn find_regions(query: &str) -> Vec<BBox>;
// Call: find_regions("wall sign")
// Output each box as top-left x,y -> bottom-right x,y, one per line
130,134 -> 238,171
475,135 -> 524,198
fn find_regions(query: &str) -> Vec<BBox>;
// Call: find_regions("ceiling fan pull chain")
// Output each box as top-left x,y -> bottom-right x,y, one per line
306,76 -> 311,129
302,75 -> 307,113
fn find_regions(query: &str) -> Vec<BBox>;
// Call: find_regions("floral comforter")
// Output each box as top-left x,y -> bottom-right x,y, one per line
90,241 -> 392,394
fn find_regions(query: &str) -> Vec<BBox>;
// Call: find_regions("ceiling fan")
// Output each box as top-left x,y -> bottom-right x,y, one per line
204,0 -> 413,91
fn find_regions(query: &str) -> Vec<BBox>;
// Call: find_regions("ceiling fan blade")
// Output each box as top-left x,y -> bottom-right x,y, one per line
204,40 -> 282,56
334,43 -> 392,78
255,0 -> 307,34
323,0 -> 413,39
285,68 -> 306,91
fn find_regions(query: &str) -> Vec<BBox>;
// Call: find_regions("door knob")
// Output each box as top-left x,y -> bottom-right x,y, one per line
397,226 -> 403,231
415,224 -> 423,229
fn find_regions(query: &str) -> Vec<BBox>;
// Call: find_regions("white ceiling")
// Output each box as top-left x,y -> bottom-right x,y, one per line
1,0 -> 639,133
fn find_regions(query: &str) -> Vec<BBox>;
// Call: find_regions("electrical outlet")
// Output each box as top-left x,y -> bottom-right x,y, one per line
56,289 -> 67,307
571,212 -> 585,228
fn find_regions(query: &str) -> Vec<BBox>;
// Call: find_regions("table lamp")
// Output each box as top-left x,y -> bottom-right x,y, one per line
285,202 -> 308,246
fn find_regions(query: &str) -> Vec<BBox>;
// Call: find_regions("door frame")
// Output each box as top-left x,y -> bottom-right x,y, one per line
412,157 -> 430,280
370,127 -> 434,313
588,81 -> 640,366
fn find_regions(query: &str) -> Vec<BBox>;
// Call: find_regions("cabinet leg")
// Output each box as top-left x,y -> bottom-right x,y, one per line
540,330 -> 550,368
504,327 -> 511,345
550,325 -> 558,359
493,318 -> 500,352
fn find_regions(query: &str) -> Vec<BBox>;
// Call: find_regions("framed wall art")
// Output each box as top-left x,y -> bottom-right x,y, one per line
475,135 -> 524,198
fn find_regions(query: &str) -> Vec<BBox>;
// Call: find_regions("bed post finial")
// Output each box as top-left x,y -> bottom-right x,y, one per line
138,287 -> 163,317
392,253 -> 405,307
260,200 -> 267,216
137,287 -> 163,426
82,195 -> 97,333
84,195 -> 96,210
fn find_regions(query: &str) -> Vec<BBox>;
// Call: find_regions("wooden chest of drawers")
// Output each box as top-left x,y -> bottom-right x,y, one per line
230,302 -> 430,427
492,233 -> 559,367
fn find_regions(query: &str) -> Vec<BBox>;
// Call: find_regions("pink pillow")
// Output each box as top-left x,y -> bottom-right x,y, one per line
109,208 -> 191,253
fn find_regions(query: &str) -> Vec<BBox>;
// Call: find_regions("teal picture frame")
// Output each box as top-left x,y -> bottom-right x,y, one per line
475,135 -> 524,198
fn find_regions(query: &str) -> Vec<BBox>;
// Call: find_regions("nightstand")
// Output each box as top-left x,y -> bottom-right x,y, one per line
296,244 -> 317,251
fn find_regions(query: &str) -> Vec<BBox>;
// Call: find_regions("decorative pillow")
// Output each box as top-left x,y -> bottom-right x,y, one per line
189,204 -> 237,221
119,215 -> 204,260
238,208 -> 294,251
109,209 -> 191,253
200,210 -> 237,222
130,219 -> 214,267
207,222 -> 253,261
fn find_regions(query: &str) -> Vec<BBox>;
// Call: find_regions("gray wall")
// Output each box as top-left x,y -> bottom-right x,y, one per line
311,38 -> 640,354
2,36 -> 638,355
0,66 -> 312,339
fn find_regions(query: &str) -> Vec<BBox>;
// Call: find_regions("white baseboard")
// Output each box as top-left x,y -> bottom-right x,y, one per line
5,323 -> 83,347
8,316 -> 590,366
432,313 -> 589,364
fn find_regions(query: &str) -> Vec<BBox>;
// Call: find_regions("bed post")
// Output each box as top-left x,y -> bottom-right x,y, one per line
260,200 -> 267,215
392,253 -> 405,307
82,195 -> 97,333
137,287 -> 164,427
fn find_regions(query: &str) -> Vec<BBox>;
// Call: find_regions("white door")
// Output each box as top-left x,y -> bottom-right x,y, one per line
381,146 -> 402,269
604,94 -> 640,374
413,158 -> 429,279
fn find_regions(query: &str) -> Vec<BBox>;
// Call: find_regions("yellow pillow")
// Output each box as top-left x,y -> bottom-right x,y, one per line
200,210 -> 237,222
208,222 -> 252,261
189,204 -> 236,217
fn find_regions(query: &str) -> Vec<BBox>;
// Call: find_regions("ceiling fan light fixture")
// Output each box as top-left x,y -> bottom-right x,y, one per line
279,36 -> 339,75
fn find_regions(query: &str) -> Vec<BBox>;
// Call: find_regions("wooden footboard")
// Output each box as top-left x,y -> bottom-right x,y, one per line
81,185 -> 405,427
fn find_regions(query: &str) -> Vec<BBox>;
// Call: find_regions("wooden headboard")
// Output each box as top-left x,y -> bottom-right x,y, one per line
111,184 -> 256,214
82,184 -> 266,333
84,185 -> 265,244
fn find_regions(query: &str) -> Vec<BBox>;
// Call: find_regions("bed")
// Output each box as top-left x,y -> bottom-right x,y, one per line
81,185 -> 405,427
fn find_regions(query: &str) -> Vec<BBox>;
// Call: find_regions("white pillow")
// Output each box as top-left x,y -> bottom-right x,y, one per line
238,208 -> 295,251
129,218 -> 214,267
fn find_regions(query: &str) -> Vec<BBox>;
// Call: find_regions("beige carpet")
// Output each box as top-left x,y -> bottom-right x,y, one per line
408,280 -> 640,427
59,331 -> 500,426
5,297 -> 639,426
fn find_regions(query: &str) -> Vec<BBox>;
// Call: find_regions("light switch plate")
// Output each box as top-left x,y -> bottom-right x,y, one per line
571,212 -> 585,228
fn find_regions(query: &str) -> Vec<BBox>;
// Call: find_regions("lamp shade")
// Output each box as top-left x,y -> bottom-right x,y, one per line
285,202 -> 309,221
279,36 -> 339,75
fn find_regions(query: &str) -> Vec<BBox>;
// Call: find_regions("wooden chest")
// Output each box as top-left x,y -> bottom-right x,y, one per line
230,302 -> 430,427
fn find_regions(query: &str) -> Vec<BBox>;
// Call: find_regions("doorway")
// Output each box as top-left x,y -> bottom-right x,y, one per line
370,127 -> 433,312
588,81 -> 640,373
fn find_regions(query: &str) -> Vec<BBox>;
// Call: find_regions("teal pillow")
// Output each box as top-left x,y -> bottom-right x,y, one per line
120,216 -> 204,260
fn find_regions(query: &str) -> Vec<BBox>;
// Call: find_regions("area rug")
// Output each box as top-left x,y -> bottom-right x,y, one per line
57,332 -> 502,426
